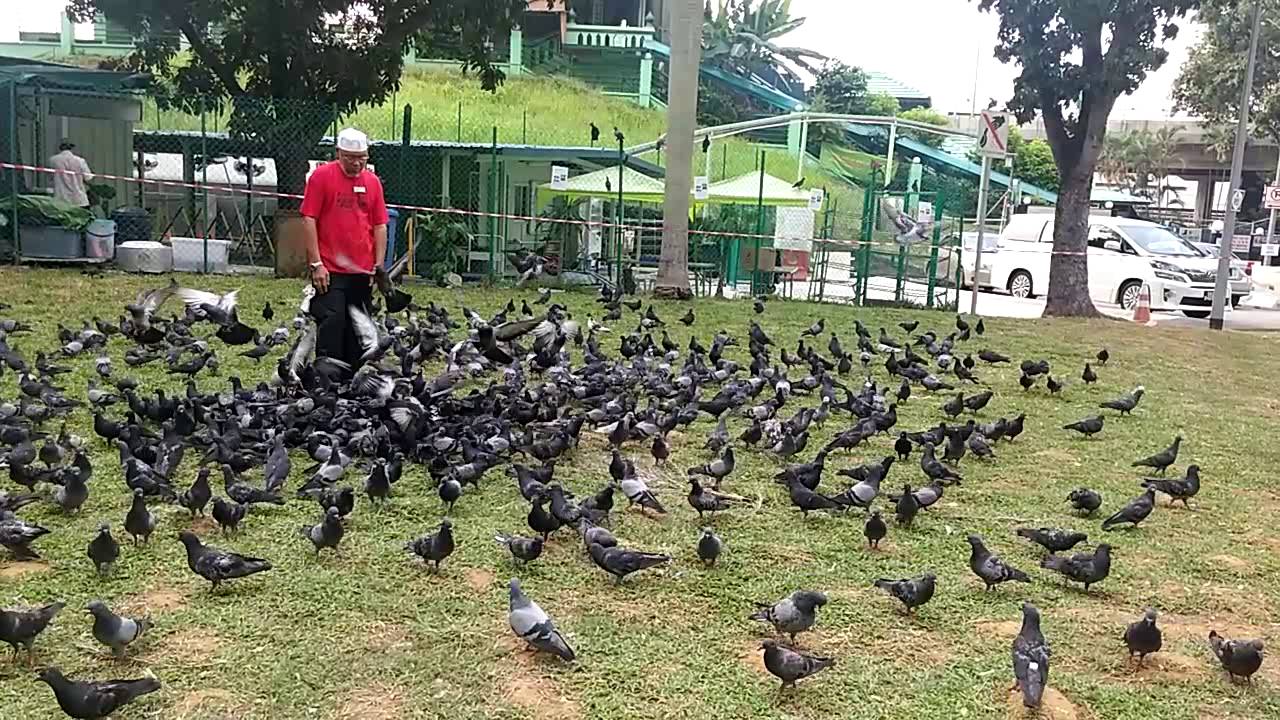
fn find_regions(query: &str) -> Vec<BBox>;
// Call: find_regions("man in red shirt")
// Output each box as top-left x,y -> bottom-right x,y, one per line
300,127 -> 389,369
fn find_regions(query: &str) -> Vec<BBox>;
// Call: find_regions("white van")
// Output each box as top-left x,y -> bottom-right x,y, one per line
979,215 -> 1245,317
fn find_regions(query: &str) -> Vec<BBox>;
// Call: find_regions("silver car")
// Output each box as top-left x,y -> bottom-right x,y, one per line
1191,241 -> 1253,306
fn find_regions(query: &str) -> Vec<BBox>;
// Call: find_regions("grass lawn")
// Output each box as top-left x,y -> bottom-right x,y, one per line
1,267 -> 1278,720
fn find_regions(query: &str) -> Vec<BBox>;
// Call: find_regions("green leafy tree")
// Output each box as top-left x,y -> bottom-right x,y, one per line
70,0 -> 525,202
702,0 -> 826,98
976,0 -> 1199,316
1008,131 -> 1060,193
1173,0 -> 1280,144
809,62 -> 869,114
897,107 -> 950,148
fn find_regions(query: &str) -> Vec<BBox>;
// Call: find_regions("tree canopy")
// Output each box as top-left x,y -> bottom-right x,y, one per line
976,0 -> 1199,316
702,0 -> 826,99
1173,0 -> 1280,143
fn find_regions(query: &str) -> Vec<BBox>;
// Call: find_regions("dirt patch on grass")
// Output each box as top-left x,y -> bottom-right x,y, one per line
171,688 -> 246,720
1161,612 -> 1268,642
363,622 -> 413,653
188,516 -> 218,534
739,640 -> 770,678
501,670 -> 582,720
1004,686 -> 1083,720
1208,555 -> 1251,573
119,587 -> 187,615
976,620 -> 1022,639
335,681 -> 407,720
1034,447 -> 1080,466
463,568 -> 496,592
152,627 -> 223,666
0,560 -> 51,578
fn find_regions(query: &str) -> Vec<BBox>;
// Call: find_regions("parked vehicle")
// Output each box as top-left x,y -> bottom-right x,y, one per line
982,216 -> 1246,317
1190,241 -> 1253,304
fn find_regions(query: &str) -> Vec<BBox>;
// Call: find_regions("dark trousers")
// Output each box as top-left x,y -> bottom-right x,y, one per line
310,273 -> 373,369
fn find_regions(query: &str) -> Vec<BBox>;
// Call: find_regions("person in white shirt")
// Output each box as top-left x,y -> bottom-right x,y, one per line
48,139 -> 93,208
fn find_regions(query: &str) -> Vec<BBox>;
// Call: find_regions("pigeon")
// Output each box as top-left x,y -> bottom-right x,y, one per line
507,578 -> 574,661
1209,630 -> 1264,683
495,532 -> 544,566
1123,609 -> 1162,666
1100,386 -> 1144,415
880,198 -> 933,245
406,519 -> 455,572
1016,527 -> 1088,554
967,534 -> 1030,590
36,667 -> 161,719
300,506 -> 345,555
438,477 -> 462,514
123,488 -> 156,545
211,497 -> 247,534
1097,347 -> 1110,365
864,510 -> 887,548
873,573 -> 936,613
962,390 -> 993,413
86,523 -> 119,576
0,601 -> 65,661
749,590 -> 828,642
687,447 -> 735,488
177,530 -> 272,589
178,467 -> 212,516
1067,487 -> 1103,516
1101,488 -> 1156,530
978,349 -> 1010,364
696,527 -> 723,566
1142,464 -> 1201,508
760,639 -> 835,690
1081,363 -> 1098,384
86,600 -> 151,657
1132,436 -> 1181,475
894,484 -> 920,527
1040,543 -> 1111,590
587,542 -> 670,583
0,513 -> 50,559
1012,602 -> 1051,708
1063,414 -> 1104,438
894,433 -> 912,460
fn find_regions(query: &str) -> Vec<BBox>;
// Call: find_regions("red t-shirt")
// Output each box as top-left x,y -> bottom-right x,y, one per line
299,161 -> 389,274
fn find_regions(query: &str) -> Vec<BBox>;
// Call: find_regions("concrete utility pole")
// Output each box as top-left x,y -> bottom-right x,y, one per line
1211,0 -> 1262,330
655,0 -> 701,299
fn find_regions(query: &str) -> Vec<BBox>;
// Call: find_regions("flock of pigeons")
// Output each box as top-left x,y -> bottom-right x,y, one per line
0,274 -> 1263,717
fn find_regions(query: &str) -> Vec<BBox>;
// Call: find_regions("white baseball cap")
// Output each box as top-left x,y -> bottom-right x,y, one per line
336,128 -> 369,153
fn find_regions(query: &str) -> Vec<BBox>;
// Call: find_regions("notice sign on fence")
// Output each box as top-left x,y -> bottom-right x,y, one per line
1232,234 -> 1253,253
1262,243 -> 1280,257
550,165 -> 569,190
808,188 -> 825,211
694,176 -> 709,200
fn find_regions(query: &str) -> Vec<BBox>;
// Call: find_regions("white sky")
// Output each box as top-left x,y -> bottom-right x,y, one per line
786,0 -> 1201,119
6,0 -> 1201,119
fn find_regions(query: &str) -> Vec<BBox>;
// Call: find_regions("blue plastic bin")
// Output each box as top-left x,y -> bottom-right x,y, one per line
385,208 -> 400,269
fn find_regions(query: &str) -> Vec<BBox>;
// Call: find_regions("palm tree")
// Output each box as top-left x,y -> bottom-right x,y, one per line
702,0 -> 826,98
1145,126 -> 1182,206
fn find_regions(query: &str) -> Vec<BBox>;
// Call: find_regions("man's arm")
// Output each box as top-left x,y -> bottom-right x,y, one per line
79,157 -> 93,181
373,223 -> 387,271
301,216 -> 329,293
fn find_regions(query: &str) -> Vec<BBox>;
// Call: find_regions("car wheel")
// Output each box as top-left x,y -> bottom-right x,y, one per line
1118,280 -> 1142,310
1007,270 -> 1033,299
1183,310 -> 1211,319
1231,294 -> 1242,308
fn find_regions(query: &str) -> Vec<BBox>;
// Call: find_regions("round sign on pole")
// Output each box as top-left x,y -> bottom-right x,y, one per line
1265,185 -> 1280,210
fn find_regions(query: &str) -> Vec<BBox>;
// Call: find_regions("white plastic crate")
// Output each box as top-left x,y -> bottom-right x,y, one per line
171,237 -> 232,273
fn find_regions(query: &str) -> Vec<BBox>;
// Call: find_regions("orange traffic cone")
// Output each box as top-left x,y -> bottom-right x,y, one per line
1132,283 -> 1154,325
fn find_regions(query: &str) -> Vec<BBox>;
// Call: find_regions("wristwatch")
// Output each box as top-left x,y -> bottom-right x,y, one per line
308,261 -> 323,270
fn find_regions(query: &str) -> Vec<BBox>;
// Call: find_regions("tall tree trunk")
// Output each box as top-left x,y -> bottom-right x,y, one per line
655,0 -> 702,300
1044,169 -> 1099,317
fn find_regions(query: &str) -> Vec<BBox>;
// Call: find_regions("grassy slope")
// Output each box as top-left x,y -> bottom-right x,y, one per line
143,68 -> 872,220
1,268 -> 1278,720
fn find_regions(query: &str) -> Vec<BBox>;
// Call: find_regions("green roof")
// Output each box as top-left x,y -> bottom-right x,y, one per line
0,55 -> 146,94
864,70 -> 930,106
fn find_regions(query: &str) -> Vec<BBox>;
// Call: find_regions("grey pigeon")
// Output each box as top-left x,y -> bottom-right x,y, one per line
587,542 -> 670,583
1016,527 -> 1088,554
1133,435 -> 1181,475
1209,630 -> 1264,683
86,600 -> 151,657
967,534 -> 1030,590
696,527 -> 722,567
211,496 -> 247,534
1067,487 -> 1102,516
1123,609 -> 1162,666
36,666 -> 161,719
507,578 -> 574,660
1040,543 -> 1111,590
123,488 -> 156,544
177,530 -> 272,589
1142,465 -> 1201,508
300,505 -> 344,555
1100,385 -> 1145,415
1101,488 -> 1156,530
0,600 -> 64,661
263,433 -> 291,493
406,519 -> 455,572
86,523 -> 118,576
864,510 -> 887,548
1012,602 -> 1051,708
760,639 -> 835,689
873,573 -> 936,613
1063,414 -> 1104,438
495,532 -> 544,565
749,590 -> 828,642
0,513 -> 50,559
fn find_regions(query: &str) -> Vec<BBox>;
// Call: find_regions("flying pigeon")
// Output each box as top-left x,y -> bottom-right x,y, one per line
880,198 -> 934,245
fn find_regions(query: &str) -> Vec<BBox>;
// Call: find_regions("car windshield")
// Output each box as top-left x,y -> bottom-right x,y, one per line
1121,225 -> 1200,256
